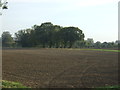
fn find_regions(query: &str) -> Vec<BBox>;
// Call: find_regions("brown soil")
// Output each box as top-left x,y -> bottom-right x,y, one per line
2,48 -> 118,88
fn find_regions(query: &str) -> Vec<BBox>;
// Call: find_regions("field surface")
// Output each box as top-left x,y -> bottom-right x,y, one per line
2,49 -> 118,88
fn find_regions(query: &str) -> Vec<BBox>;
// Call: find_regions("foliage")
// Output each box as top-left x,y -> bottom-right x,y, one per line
0,0 -> 8,13
94,41 -> 101,48
15,29 -> 33,47
59,27 -> 84,48
1,22 -> 119,48
2,80 -> 29,88
94,41 -> 118,49
2,31 -> 15,47
14,22 -> 85,48
72,40 -> 86,48
85,38 -> 94,48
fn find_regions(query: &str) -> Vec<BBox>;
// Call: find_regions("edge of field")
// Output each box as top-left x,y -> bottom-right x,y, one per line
93,86 -> 120,90
2,80 -> 29,88
2,80 -> 120,89
66,48 -> 120,52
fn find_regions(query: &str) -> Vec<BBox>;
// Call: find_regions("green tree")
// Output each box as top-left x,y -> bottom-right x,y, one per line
34,22 -> 51,48
34,22 -> 61,48
73,40 -> 86,48
85,38 -> 94,48
15,29 -> 32,47
53,25 -> 62,48
2,31 -> 14,47
59,27 -> 84,48
101,42 -> 108,48
14,22 -> 85,48
94,41 -> 101,48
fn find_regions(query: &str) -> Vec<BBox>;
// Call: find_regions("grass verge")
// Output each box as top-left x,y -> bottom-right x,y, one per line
67,48 -> 120,52
1,80 -> 120,89
2,80 -> 29,88
84,49 -> 120,52
93,85 -> 120,90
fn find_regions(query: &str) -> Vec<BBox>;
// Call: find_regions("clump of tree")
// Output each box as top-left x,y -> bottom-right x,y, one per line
72,41 -> 85,48
2,31 -> 15,47
1,22 -> 119,49
85,38 -> 94,48
73,38 -> 119,49
93,41 -> 118,49
14,22 -> 85,48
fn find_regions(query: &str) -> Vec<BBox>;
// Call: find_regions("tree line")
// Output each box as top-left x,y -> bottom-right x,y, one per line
73,40 -> 119,49
1,22 -> 119,49
1,22 -> 85,48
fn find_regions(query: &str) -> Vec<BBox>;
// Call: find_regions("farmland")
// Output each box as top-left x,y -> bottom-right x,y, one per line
2,48 -> 118,88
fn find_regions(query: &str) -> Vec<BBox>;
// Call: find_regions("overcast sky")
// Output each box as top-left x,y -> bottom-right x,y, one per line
0,0 -> 119,42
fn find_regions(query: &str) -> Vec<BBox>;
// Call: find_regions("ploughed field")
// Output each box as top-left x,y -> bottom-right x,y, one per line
2,49 -> 118,88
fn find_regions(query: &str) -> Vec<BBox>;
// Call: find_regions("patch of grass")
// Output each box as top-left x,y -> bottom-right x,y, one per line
93,85 -> 120,90
85,49 -> 120,52
2,80 -> 29,88
68,48 -> 120,52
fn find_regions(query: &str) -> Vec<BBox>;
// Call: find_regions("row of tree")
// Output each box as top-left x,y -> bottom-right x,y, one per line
1,22 -> 119,48
73,40 -> 119,48
2,22 -> 85,48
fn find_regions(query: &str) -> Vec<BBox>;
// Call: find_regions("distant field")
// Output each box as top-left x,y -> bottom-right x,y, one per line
2,48 -> 118,88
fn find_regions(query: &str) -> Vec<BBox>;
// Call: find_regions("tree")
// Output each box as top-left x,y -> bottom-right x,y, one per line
0,0 -> 8,15
85,38 -> 94,48
115,40 -> 120,49
43,22 -> 54,48
101,42 -> 108,48
2,31 -> 14,47
107,42 -> 115,48
34,22 -> 52,48
15,29 -> 33,47
34,22 -> 62,48
59,27 -> 84,48
15,22 -> 85,48
53,25 -> 62,48
94,41 -> 101,48
73,40 -> 86,48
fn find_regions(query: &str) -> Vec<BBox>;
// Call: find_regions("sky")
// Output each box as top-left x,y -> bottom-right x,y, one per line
0,0 -> 119,42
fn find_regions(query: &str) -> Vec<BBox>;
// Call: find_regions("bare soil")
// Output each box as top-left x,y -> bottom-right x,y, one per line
2,48 -> 118,88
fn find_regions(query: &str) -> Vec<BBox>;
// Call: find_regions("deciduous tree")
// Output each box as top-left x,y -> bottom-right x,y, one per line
2,31 -> 14,47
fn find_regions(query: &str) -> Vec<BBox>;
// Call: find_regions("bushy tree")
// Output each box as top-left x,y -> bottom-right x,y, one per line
15,22 -> 85,48
2,31 -> 14,47
15,29 -> 33,47
94,41 -> 101,48
85,38 -> 94,48
73,40 -> 86,48
59,27 -> 84,48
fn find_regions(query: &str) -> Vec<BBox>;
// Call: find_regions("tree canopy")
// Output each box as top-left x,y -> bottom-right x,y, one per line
2,31 -> 14,47
15,22 -> 85,48
1,22 -> 119,49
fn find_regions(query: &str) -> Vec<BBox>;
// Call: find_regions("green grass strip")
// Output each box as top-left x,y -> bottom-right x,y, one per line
2,80 -> 29,88
84,49 -> 120,52
67,48 -> 120,52
93,85 -> 120,90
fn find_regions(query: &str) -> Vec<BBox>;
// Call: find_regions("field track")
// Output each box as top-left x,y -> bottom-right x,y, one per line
2,48 -> 118,88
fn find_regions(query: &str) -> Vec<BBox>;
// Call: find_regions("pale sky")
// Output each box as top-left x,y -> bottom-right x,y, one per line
0,0 -> 119,42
